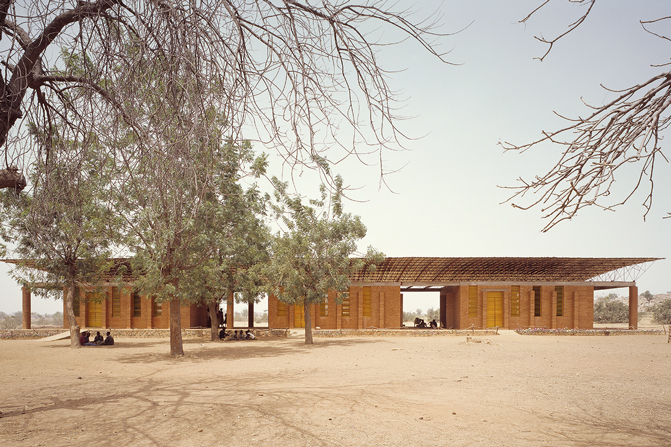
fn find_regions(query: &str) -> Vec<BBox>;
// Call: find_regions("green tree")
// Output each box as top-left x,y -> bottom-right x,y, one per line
593,297 -> 629,324
109,44 -> 269,355
641,290 -> 654,304
425,307 -> 440,324
0,126 -> 117,348
652,299 -> 671,324
266,175 -> 383,344
0,311 -> 22,329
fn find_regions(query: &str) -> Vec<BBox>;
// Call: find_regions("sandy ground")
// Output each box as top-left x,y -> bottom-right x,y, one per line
1,331 -> 670,447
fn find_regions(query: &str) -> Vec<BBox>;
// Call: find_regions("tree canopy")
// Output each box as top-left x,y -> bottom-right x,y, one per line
266,174 -> 383,344
0,123 -> 117,347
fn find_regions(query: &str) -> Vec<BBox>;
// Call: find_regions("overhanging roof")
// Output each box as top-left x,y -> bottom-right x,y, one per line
3,256 -> 661,288
350,257 -> 660,285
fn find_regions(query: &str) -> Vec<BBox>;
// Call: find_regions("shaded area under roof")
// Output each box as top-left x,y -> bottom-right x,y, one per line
351,257 -> 661,284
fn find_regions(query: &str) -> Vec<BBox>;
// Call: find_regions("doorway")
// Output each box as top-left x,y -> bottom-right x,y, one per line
86,295 -> 102,328
486,291 -> 503,328
294,304 -> 305,328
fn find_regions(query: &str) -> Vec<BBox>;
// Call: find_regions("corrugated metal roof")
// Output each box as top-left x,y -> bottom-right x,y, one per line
350,257 -> 661,283
3,256 -> 661,285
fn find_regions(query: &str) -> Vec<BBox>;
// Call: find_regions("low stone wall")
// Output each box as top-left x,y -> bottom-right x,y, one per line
0,329 -> 68,340
313,329 -> 499,337
110,328 -> 287,339
0,327 -> 288,340
515,327 -> 666,336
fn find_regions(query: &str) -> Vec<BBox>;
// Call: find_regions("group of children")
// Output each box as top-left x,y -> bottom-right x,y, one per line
218,328 -> 256,341
79,330 -> 114,346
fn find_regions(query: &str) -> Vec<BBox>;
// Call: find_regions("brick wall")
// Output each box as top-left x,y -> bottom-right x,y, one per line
452,284 -> 595,330
267,285 -> 402,329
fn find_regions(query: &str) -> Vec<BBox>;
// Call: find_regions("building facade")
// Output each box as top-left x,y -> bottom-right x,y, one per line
11,256 -> 658,331
61,285 -> 208,330
268,257 -> 656,330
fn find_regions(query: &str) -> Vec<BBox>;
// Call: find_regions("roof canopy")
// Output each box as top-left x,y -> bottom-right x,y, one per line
350,257 -> 660,285
4,256 -> 660,289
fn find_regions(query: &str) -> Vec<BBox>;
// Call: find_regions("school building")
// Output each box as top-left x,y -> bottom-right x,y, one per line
268,257 -> 659,330
9,256 -> 659,331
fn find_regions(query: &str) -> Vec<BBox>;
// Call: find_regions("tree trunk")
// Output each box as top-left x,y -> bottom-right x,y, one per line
304,302 -> 313,345
248,300 -> 254,328
208,300 -> 219,341
0,166 -> 26,191
169,296 -> 184,356
64,283 -> 81,348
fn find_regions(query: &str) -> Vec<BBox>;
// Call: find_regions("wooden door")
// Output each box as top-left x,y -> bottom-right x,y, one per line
294,304 -> 305,328
86,294 -> 103,328
486,292 -> 503,328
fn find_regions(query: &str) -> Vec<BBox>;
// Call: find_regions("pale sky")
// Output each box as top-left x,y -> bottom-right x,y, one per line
1,0 -> 669,315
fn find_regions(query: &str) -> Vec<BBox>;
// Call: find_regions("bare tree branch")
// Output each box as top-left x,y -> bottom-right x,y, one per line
0,0 -> 453,191
520,0 -> 596,62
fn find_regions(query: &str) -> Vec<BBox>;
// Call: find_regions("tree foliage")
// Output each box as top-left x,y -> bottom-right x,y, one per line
0,123 -> 117,348
641,290 -> 654,303
652,298 -> 671,324
266,174 -> 383,344
593,296 -> 629,324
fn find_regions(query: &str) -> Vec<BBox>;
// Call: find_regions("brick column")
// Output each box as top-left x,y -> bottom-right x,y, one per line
551,291 -> 557,329
573,291 -> 579,329
22,286 -> 31,329
629,286 -> 638,329
227,293 -> 234,329
336,303 -> 342,329
439,291 -> 446,328
125,290 -> 132,329
356,289 -> 363,329
503,290 -> 510,329
379,291 -> 385,328
529,290 -> 535,328
481,290 -> 487,329
102,287 -> 110,329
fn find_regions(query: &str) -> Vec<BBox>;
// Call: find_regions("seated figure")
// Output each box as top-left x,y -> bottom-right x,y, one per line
101,332 -> 114,345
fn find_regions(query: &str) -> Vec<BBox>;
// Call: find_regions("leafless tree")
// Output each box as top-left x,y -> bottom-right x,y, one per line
502,0 -> 671,231
0,0 -> 452,193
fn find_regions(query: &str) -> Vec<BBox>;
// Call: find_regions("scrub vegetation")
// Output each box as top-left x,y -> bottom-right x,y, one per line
652,298 -> 671,324
593,296 -> 630,324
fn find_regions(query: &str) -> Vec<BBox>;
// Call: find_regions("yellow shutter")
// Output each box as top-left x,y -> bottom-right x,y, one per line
468,286 -> 477,318
362,287 -> 372,317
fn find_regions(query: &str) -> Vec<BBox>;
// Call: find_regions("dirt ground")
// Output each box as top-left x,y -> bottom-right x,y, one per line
1,331 -> 670,447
